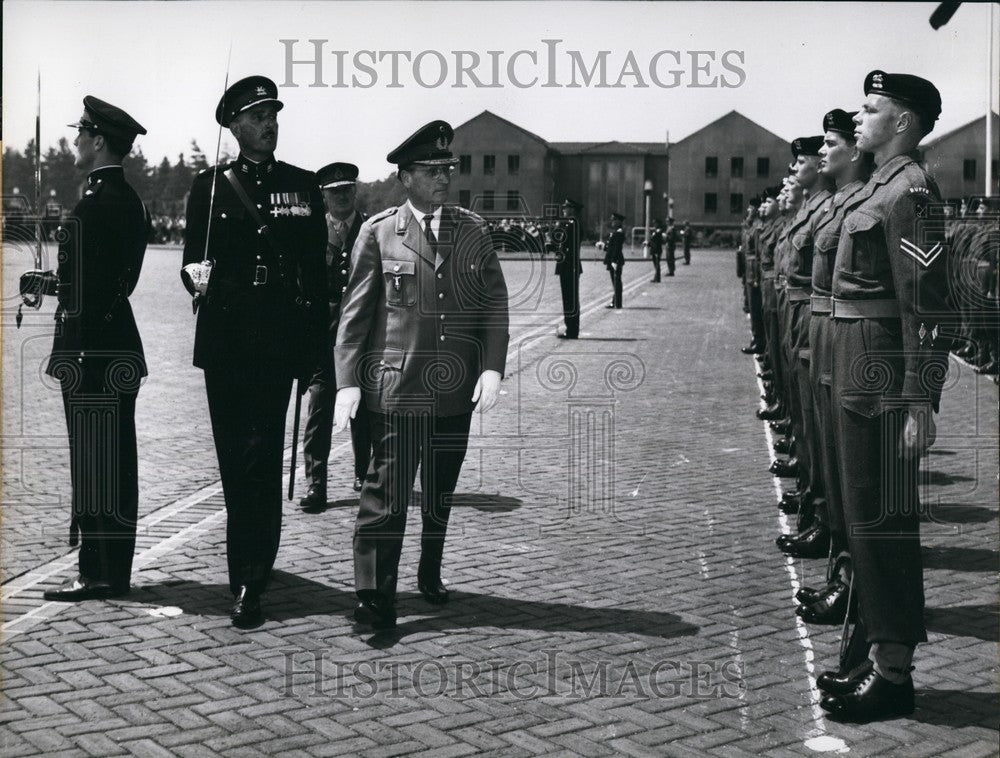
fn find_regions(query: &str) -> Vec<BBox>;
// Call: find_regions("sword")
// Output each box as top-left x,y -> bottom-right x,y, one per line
288,382 -> 302,500
17,71 -> 44,329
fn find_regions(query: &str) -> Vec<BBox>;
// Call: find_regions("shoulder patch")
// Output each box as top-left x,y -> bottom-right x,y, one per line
369,207 -> 399,224
908,186 -> 931,197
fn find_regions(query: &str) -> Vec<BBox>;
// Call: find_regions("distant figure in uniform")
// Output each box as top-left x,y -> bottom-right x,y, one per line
299,162 -> 371,510
819,70 -> 951,724
649,219 -> 665,283
182,76 -> 328,628
682,220 -> 693,265
333,120 -> 510,630
603,211 -> 625,308
554,198 -> 583,338
664,218 -> 678,276
21,97 -> 149,602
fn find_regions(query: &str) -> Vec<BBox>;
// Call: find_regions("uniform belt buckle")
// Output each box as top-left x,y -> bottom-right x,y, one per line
253,265 -> 268,286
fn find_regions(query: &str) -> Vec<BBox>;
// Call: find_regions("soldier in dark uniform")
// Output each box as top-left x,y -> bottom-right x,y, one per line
819,71 -> 951,723
681,220 -> 693,265
603,212 -> 625,308
740,197 -> 765,355
333,120 -> 510,629
299,162 -> 371,510
648,219 -> 664,283
554,199 -> 583,338
21,97 -> 149,602
664,219 -> 678,276
181,76 -> 328,628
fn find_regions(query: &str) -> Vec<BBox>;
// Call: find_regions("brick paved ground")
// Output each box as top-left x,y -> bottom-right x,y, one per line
2,246 -> 997,756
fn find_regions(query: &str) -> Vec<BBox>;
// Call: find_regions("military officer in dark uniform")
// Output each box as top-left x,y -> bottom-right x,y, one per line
819,71 -> 951,723
603,212 -> 625,308
23,97 -> 149,602
554,198 -> 583,338
648,219 -> 664,283
681,221 -> 693,265
299,162 -> 371,509
333,120 -> 510,629
181,76 -> 328,628
664,218 -> 678,276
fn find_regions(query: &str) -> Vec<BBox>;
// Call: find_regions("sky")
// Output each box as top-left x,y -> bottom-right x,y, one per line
3,0 -> 999,181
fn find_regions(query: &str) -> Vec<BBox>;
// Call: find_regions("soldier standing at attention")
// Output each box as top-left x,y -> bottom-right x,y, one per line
182,76 -> 328,628
554,198 -> 583,338
603,212 -> 626,308
682,220 -> 693,265
24,96 -> 149,602
333,120 -> 510,630
820,70 -> 951,723
664,218 -> 678,276
648,219 -> 664,283
299,162 -> 371,510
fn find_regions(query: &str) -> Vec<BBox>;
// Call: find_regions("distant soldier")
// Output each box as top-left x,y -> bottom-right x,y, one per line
681,220 -> 692,265
603,211 -> 625,308
181,76 -> 328,628
664,218 -> 677,276
554,198 -> 583,338
649,219 -> 664,283
21,96 -> 149,601
299,162 -> 371,510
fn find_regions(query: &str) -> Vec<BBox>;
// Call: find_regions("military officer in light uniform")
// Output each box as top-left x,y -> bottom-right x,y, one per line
820,71 -> 951,723
182,76 -> 328,628
333,120 -> 510,630
299,162 -> 371,510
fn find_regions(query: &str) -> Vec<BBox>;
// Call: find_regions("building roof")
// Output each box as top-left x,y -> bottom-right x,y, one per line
668,110 -> 786,148
551,140 -> 669,156
453,110 -> 550,148
919,111 -> 1000,151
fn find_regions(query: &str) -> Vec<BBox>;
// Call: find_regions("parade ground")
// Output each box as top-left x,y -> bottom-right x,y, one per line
2,245 -> 998,756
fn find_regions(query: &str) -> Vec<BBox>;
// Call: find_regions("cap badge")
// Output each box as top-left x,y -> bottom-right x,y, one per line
871,73 -> 884,89
436,136 -> 448,150
255,85 -> 268,96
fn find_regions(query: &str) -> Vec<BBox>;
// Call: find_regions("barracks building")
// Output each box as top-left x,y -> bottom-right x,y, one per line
919,111 -> 1000,201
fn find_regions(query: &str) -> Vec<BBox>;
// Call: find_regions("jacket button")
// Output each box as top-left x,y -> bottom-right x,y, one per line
394,264 -> 400,272
380,359 -> 385,366
341,269 -> 347,275
437,273 -> 443,279
438,293 -> 444,299
256,203 -> 262,209
440,335 -> 446,341
440,314 -> 445,320
341,286 -> 347,292
342,252 -> 348,258
257,255 -> 263,261
221,212 -> 227,219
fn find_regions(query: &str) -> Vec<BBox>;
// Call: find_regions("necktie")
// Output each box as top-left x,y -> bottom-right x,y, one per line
423,214 -> 437,252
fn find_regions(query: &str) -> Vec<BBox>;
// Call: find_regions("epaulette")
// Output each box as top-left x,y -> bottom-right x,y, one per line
370,207 -> 398,224
454,205 -> 486,225
83,180 -> 107,198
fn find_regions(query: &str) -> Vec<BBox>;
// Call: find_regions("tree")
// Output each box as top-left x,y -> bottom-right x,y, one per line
355,172 -> 407,217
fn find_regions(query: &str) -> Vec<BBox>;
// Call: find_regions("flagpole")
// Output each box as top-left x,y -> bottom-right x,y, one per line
986,2 -> 996,197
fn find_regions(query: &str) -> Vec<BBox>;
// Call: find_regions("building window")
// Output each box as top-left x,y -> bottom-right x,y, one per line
705,156 -> 718,178
506,190 -> 520,211
484,155 -> 496,175
757,157 -> 770,177
459,190 -> 471,208
459,155 -> 471,175
731,157 -> 744,178
508,155 -> 520,175
963,159 -> 977,181
730,193 -> 744,214
482,190 -> 495,211
704,193 -> 718,214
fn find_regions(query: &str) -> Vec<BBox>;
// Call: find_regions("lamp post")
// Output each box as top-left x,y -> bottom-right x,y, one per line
643,180 -> 653,258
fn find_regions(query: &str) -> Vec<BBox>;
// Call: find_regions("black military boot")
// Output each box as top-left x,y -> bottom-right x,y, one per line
417,540 -> 450,605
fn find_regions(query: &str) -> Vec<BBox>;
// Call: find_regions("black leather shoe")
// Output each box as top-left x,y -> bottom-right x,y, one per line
818,659 -> 874,696
298,483 -> 327,511
556,332 -> 578,339
821,670 -> 914,723
353,477 -> 363,492
231,586 -> 263,629
417,577 -> 450,605
757,402 -> 784,421
769,457 -> 799,478
796,579 -> 849,624
769,418 -> 792,435
354,593 -> 397,629
741,343 -> 762,355
777,523 -> 830,558
773,436 -> 794,455
605,303 -> 616,309
43,577 -> 121,602
756,369 -> 774,380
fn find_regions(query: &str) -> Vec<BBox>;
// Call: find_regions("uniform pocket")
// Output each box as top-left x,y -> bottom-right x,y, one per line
843,210 -> 884,279
382,259 -> 416,306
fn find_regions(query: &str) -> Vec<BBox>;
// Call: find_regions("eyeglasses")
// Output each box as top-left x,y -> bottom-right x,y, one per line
414,165 -> 454,179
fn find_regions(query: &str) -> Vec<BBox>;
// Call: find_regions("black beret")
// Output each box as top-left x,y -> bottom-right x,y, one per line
764,185 -> 781,200
387,120 -> 459,166
216,76 -> 283,126
748,196 -> 762,208
823,109 -> 858,138
864,70 -> 941,124
317,162 -> 359,189
791,136 -> 824,157
611,211 -> 625,221
67,96 -> 146,141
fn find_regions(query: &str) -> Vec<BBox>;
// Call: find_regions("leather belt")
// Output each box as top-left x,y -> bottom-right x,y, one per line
811,295 -> 832,314
787,286 -> 811,302
832,297 -> 900,320
762,269 -> 776,280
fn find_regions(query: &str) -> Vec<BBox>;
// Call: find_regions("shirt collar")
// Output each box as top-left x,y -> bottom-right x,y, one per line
872,150 -> 919,181
328,210 -> 357,230
87,165 -> 123,186
237,153 -> 276,179
407,200 -> 443,236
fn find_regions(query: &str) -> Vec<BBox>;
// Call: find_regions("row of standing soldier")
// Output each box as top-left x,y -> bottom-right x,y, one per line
736,70 -> 960,724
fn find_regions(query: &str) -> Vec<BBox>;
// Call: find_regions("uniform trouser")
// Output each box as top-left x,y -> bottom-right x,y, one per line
808,314 -> 848,570
354,410 -> 473,599
205,366 -> 292,596
303,362 -> 372,485
831,319 -> 926,644
762,279 -> 783,393
790,301 -> 819,499
748,284 -> 766,348
61,377 -> 139,590
559,271 -> 581,337
608,263 -> 623,307
651,252 -> 662,281
666,245 -> 676,275
683,244 -> 691,265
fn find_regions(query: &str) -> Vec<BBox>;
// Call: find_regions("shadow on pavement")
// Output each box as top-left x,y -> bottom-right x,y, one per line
921,545 -> 999,572
363,590 -> 700,649
925,603 -> 999,642
921,502 -> 999,525
912,689 -> 1000,728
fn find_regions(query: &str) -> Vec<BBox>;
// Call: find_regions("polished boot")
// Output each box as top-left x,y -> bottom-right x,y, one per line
757,402 -> 785,421
796,579 -> 850,624
417,542 -> 450,604
776,523 -> 830,558
43,576 -> 125,602
820,670 -> 914,723
780,489 -> 808,515
353,477 -> 363,492
756,369 -> 774,380
354,590 -> 397,629
741,343 -> 762,355
769,418 -> 792,435
817,659 -> 874,696
773,436 -> 794,455
231,585 -> 263,629
298,482 -> 327,511
769,457 -> 799,478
